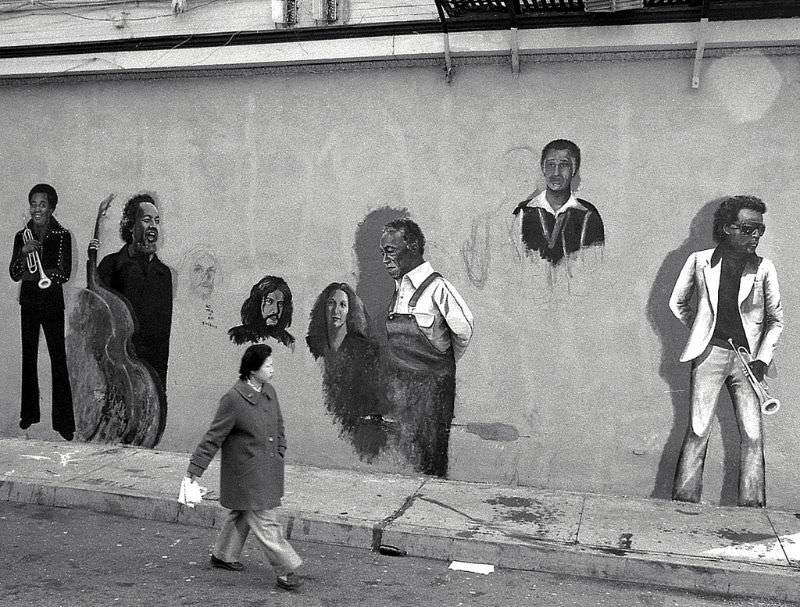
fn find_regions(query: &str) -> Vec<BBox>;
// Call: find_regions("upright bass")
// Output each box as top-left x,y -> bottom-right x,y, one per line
66,195 -> 166,447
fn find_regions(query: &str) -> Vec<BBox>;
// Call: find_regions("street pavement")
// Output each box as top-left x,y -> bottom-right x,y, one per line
1,437 -> 799,603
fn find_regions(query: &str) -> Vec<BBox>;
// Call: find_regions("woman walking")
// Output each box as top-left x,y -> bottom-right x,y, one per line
186,344 -> 304,590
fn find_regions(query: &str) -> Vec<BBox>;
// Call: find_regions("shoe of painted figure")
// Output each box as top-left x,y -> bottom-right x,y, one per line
276,571 -> 304,590
210,554 -> 244,571
58,430 -> 74,441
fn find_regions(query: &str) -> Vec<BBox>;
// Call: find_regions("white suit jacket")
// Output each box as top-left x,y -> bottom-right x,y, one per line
669,248 -> 783,365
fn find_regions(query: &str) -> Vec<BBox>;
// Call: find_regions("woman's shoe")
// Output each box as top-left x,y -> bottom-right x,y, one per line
210,554 -> 244,571
276,571 -> 304,590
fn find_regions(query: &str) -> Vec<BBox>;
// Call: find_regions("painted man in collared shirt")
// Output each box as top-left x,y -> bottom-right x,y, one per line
512,139 -> 604,264
380,218 -> 474,477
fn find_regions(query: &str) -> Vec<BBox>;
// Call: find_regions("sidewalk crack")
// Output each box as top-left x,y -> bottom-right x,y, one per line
371,479 -> 426,551
765,511 -> 792,566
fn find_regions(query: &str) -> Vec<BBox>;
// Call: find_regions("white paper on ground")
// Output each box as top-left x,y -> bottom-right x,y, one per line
448,561 -> 495,575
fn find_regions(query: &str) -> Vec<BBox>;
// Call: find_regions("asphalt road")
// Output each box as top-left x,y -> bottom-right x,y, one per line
1,501 -> 796,607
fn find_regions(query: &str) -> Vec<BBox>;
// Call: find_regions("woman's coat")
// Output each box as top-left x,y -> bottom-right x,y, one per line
188,380 -> 287,510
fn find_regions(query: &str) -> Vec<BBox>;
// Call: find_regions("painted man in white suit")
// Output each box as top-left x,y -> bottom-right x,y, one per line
669,195 -> 783,507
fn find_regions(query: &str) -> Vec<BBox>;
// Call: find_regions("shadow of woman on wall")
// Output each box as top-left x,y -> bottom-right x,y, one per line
647,197 -> 742,506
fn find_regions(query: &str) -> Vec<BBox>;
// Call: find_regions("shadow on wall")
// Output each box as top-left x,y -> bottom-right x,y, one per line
647,197 -> 742,506
353,206 -> 410,343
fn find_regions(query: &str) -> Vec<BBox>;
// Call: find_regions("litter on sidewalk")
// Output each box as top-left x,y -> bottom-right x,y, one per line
449,561 -> 495,575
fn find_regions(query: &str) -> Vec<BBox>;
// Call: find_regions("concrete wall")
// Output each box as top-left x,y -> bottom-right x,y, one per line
2,52 -> 798,508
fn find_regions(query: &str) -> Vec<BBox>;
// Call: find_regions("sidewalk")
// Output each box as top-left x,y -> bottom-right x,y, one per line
1,437 -> 798,602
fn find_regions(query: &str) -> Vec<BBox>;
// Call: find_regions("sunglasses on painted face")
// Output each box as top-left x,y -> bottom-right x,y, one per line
729,223 -> 766,237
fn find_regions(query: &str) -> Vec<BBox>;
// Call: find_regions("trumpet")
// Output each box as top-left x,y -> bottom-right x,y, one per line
22,228 -> 52,289
728,339 -> 780,415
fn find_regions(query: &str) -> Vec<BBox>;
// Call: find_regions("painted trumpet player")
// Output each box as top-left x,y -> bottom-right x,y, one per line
668,195 -> 784,508
8,184 -> 75,441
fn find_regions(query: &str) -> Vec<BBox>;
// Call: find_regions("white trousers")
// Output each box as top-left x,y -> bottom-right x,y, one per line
213,508 -> 302,576
672,344 -> 765,507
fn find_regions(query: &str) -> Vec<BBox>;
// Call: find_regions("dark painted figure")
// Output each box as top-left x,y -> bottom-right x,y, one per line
670,196 -> 783,507
229,276 -> 294,348
512,139 -> 604,264
381,219 -> 474,477
9,184 -> 75,441
93,194 -> 174,389
306,282 -> 387,461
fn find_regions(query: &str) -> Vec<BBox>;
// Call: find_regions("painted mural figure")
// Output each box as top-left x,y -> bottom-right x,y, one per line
380,218 -> 474,477
306,282 -> 388,462
229,275 -> 295,348
8,184 -> 75,441
512,139 -> 604,265
670,196 -> 783,507
90,193 -> 174,389
177,245 -> 221,330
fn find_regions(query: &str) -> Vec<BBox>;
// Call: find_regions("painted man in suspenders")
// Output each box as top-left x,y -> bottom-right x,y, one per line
380,218 -> 474,477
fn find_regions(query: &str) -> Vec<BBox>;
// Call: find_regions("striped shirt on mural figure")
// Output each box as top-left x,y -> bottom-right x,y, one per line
380,218 -> 474,477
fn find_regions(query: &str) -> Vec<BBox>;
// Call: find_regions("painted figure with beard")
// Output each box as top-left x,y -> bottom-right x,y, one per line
9,184 -> 75,441
229,276 -> 294,349
306,282 -> 388,461
90,193 -> 174,389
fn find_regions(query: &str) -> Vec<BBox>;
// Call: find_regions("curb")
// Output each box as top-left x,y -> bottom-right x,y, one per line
2,477 -> 800,602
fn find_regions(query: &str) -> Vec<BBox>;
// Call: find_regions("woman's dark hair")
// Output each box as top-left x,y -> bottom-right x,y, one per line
712,195 -> 767,243
306,282 -> 371,359
28,183 -> 59,210
239,344 -> 273,380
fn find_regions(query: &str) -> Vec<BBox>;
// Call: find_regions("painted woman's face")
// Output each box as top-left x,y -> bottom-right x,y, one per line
326,289 -> 349,330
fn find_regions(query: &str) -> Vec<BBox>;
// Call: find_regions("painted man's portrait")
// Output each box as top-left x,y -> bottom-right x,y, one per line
512,139 -> 604,265
228,275 -> 295,348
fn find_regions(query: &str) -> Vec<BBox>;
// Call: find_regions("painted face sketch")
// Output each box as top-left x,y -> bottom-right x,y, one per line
512,139 -> 604,266
306,282 -> 388,462
190,253 -> 218,299
178,246 -> 221,301
228,275 -> 295,348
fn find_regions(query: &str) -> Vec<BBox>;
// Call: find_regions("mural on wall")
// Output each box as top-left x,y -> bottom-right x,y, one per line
229,275 -> 295,348
462,140 -> 605,298
512,139 -> 604,265
175,244 -> 222,330
380,218 -> 474,477
306,282 -> 388,462
10,183 -> 76,442
66,193 -> 169,447
669,195 -> 783,508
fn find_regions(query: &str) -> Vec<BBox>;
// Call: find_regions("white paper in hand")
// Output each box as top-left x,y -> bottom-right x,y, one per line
178,477 -> 206,508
